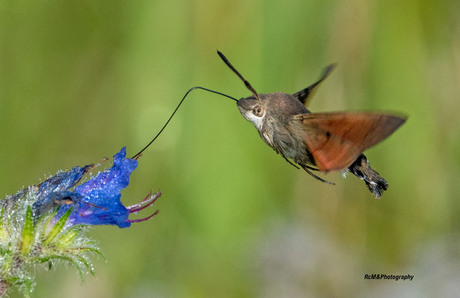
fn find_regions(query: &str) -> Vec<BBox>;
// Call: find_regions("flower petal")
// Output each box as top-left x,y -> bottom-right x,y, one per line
33,165 -> 93,218
57,147 -> 138,228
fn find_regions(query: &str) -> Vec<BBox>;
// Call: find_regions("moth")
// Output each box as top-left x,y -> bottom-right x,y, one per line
133,51 -> 407,199
217,51 -> 406,198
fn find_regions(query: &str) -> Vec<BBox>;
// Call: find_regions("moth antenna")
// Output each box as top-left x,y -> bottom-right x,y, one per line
131,86 -> 238,159
217,50 -> 260,101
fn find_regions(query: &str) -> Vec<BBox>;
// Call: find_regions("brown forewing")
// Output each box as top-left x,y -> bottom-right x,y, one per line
292,112 -> 406,172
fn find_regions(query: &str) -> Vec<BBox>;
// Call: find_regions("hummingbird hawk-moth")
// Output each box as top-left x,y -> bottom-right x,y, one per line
134,51 -> 406,199
217,51 -> 406,198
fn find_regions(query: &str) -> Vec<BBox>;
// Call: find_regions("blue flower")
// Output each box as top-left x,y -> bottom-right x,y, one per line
0,147 -> 160,296
32,165 -> 92,217
34,147 -> 160,228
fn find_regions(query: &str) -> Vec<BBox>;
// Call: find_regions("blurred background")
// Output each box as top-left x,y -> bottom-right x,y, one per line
1,0 -> 460,297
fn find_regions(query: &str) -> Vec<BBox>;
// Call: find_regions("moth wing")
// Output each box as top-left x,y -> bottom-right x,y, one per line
293,64 -> 336,106
291,112 -> 406,171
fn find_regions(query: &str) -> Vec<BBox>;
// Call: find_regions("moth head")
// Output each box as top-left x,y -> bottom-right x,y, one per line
236,96 -> 266,129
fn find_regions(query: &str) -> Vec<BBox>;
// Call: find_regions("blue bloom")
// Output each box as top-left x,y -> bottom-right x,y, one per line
32,165 -> 92,217
0,147 -> 160,296
34,147 -> 160,228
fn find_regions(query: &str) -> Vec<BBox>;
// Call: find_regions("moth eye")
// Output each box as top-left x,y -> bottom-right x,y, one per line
252,106 -> 264,117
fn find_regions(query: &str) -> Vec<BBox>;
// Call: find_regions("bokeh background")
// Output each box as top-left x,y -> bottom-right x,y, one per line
1,0 -> 460,297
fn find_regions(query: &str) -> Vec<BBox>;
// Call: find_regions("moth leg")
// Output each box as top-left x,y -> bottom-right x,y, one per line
281,155 -> 300,169
279,153 -> 333,184
301,165 -> 335,185
304,165 -> 320,172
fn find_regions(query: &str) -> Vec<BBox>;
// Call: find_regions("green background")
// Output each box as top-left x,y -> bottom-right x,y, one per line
1,0 -> 459,297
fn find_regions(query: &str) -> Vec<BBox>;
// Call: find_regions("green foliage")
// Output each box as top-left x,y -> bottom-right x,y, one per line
0,190 -> 101,296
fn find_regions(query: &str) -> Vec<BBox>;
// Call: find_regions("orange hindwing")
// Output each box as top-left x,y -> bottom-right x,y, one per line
291,112 -> 406,171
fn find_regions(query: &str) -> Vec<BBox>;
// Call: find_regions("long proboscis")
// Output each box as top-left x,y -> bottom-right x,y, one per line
131,87 -> 238,159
